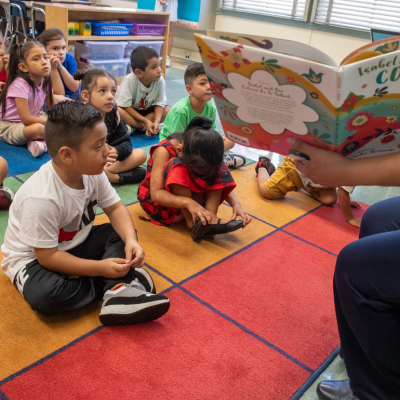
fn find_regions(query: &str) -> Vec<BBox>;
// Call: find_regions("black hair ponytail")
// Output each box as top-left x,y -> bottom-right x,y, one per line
180,116 -> 224,185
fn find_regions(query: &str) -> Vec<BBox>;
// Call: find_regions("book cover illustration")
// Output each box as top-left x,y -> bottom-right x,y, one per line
196,33 -> 400,159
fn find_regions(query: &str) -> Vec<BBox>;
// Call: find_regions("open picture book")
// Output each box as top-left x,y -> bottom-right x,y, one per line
195,31 -> 400,160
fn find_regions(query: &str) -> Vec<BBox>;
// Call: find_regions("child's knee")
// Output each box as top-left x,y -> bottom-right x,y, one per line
134,148 -> 147,164
320,193 -> 337,206
162,106 -> 170,120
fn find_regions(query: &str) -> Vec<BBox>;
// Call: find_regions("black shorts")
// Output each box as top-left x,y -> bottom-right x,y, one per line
134,105 -> 156,117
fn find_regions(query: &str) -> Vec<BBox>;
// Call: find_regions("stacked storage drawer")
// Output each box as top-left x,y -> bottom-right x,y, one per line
124,40 -> 163,74
76,41 -> 129,79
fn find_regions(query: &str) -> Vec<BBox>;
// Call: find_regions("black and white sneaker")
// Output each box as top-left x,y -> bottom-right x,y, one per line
99,281 -> 170,326
223,153 -> 246,168
135,267 -> 156,294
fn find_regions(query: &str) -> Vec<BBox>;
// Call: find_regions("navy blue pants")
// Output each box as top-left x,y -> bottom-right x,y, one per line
334,197 -> 400,400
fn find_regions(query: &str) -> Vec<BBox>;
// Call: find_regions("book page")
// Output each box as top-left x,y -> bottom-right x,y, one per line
207,30 -> 337,67
196,34 -> 339,156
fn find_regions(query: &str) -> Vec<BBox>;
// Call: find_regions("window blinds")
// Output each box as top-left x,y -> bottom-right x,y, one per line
221,0 -> 309,21
313,0 -> 400,31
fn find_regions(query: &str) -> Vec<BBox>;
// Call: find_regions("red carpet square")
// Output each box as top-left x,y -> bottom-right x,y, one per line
283,202 -> 366,255
1,288 -> 310,400
183,230 -> 339,371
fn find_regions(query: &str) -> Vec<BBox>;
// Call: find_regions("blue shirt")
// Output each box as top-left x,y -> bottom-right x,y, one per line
61,53 -> 80,99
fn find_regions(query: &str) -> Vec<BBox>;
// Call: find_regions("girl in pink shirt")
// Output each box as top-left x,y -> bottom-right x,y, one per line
0,41 -> 54,157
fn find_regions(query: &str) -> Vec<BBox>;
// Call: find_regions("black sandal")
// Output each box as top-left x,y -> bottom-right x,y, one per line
191,219 -> 212,241
204,219 -> 244,238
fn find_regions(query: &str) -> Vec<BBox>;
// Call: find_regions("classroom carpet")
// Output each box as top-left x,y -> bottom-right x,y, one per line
0,65 -> 369,400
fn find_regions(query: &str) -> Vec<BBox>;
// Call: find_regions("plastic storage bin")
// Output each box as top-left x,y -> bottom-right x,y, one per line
125,40 -> 163,74
76,41 -> 127,61
120,19 -> 166,36
79,58 -> 130,78
91,22 -> 132,37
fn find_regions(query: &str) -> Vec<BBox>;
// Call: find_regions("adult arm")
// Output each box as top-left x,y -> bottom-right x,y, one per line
288,138 -> 400,187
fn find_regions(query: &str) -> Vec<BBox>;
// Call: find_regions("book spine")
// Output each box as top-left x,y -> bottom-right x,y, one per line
335,70 -> 342,149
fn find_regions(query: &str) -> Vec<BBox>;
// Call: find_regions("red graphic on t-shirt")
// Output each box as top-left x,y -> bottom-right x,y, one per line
137,93 -> 149,110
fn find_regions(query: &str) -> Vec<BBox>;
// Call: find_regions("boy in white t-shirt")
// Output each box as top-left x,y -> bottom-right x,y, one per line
118,46 -> 170,137
1,101 -> 170,326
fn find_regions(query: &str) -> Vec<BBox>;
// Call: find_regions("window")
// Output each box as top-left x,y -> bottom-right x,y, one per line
221,0 -> 310,21
313,0 -> 400,31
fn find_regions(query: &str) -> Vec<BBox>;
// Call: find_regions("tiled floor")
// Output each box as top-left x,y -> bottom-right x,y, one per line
1,56 -> 398,399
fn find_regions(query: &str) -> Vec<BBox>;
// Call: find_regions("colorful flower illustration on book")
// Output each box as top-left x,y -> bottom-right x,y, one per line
285,76 -> 296,84
386,115 -> 397,123
375,41 -> 399,54
336,92 -> 365,114
307,128 -> 333,149
237,124 -> 255,135
261,58 -> 281,73
220,105 -> 237,120
301,68 -> 323,84
345,111 -> 374,132
209,80 -> 227,100
309,92 -> 319,99
381,134 -> 395,144
209,50 -> 226,73
220,45 -> 251,69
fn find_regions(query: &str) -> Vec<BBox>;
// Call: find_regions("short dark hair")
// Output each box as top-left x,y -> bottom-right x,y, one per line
184,62 -> 206,85
130,46 -> 159,73
37,28 -> 65,47
45,101 -> 103,158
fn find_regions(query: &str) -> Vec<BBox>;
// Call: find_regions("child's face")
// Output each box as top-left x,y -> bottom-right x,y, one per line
73,122 -> 110,175
187,74 -> 212,103
136,57 -> 161,83
46,38 -> 67,63
82,76 -> 117,115
19,46 -> 50,81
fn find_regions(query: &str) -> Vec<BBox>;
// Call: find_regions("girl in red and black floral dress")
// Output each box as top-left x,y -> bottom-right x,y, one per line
138,117 -> 251,240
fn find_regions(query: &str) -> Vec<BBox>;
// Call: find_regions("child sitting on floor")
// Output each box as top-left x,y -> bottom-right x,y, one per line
76,69 -> 147,185
0,42 -> 54,157
0,156 -> 14,210
37,28 -> 80,100
1,101 -> 170,326
159,62 -> 246,168
138,117 -> 251,240
255,155 -> 362,227
118,46 -> 170,136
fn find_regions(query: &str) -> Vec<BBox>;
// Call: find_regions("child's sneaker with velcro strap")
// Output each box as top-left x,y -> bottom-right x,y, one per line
255,155 -> 276,177
99,280 -> 170,326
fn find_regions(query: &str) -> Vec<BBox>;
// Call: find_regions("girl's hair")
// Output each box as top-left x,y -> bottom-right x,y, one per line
0,42 -> 53,119
74,69 -> 116,97
37,28 -> 65,48
180,116 -> 224,185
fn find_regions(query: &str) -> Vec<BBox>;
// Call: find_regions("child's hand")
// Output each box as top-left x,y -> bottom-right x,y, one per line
48,54 -> 60,70
105,144 -> 118,167
160,0 -> 166,4
187,200 -> 212,225
348,217 -> 361,228
125,240 -> 145,268
231,204 -> 252,227
144,120 -> 157,137
350,199 -> 362,209
98,258 -> 131,278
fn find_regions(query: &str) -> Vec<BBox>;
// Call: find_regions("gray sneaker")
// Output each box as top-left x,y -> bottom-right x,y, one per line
223,153 -> 246,168
99,281 -> 170,326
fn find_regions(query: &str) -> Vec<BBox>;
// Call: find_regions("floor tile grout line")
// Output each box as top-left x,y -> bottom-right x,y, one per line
178,286 -> 315,374
0,280 -> 176,387
178,229 -> 278,286
280,204 -> 324,230
290,346 -> 340,400
0,388 -> 10,400
280,230 -> 338,257
0,325 -> 104,386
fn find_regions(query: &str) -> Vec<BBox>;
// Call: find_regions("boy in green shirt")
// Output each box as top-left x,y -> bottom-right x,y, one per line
160,63 -> 246,168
